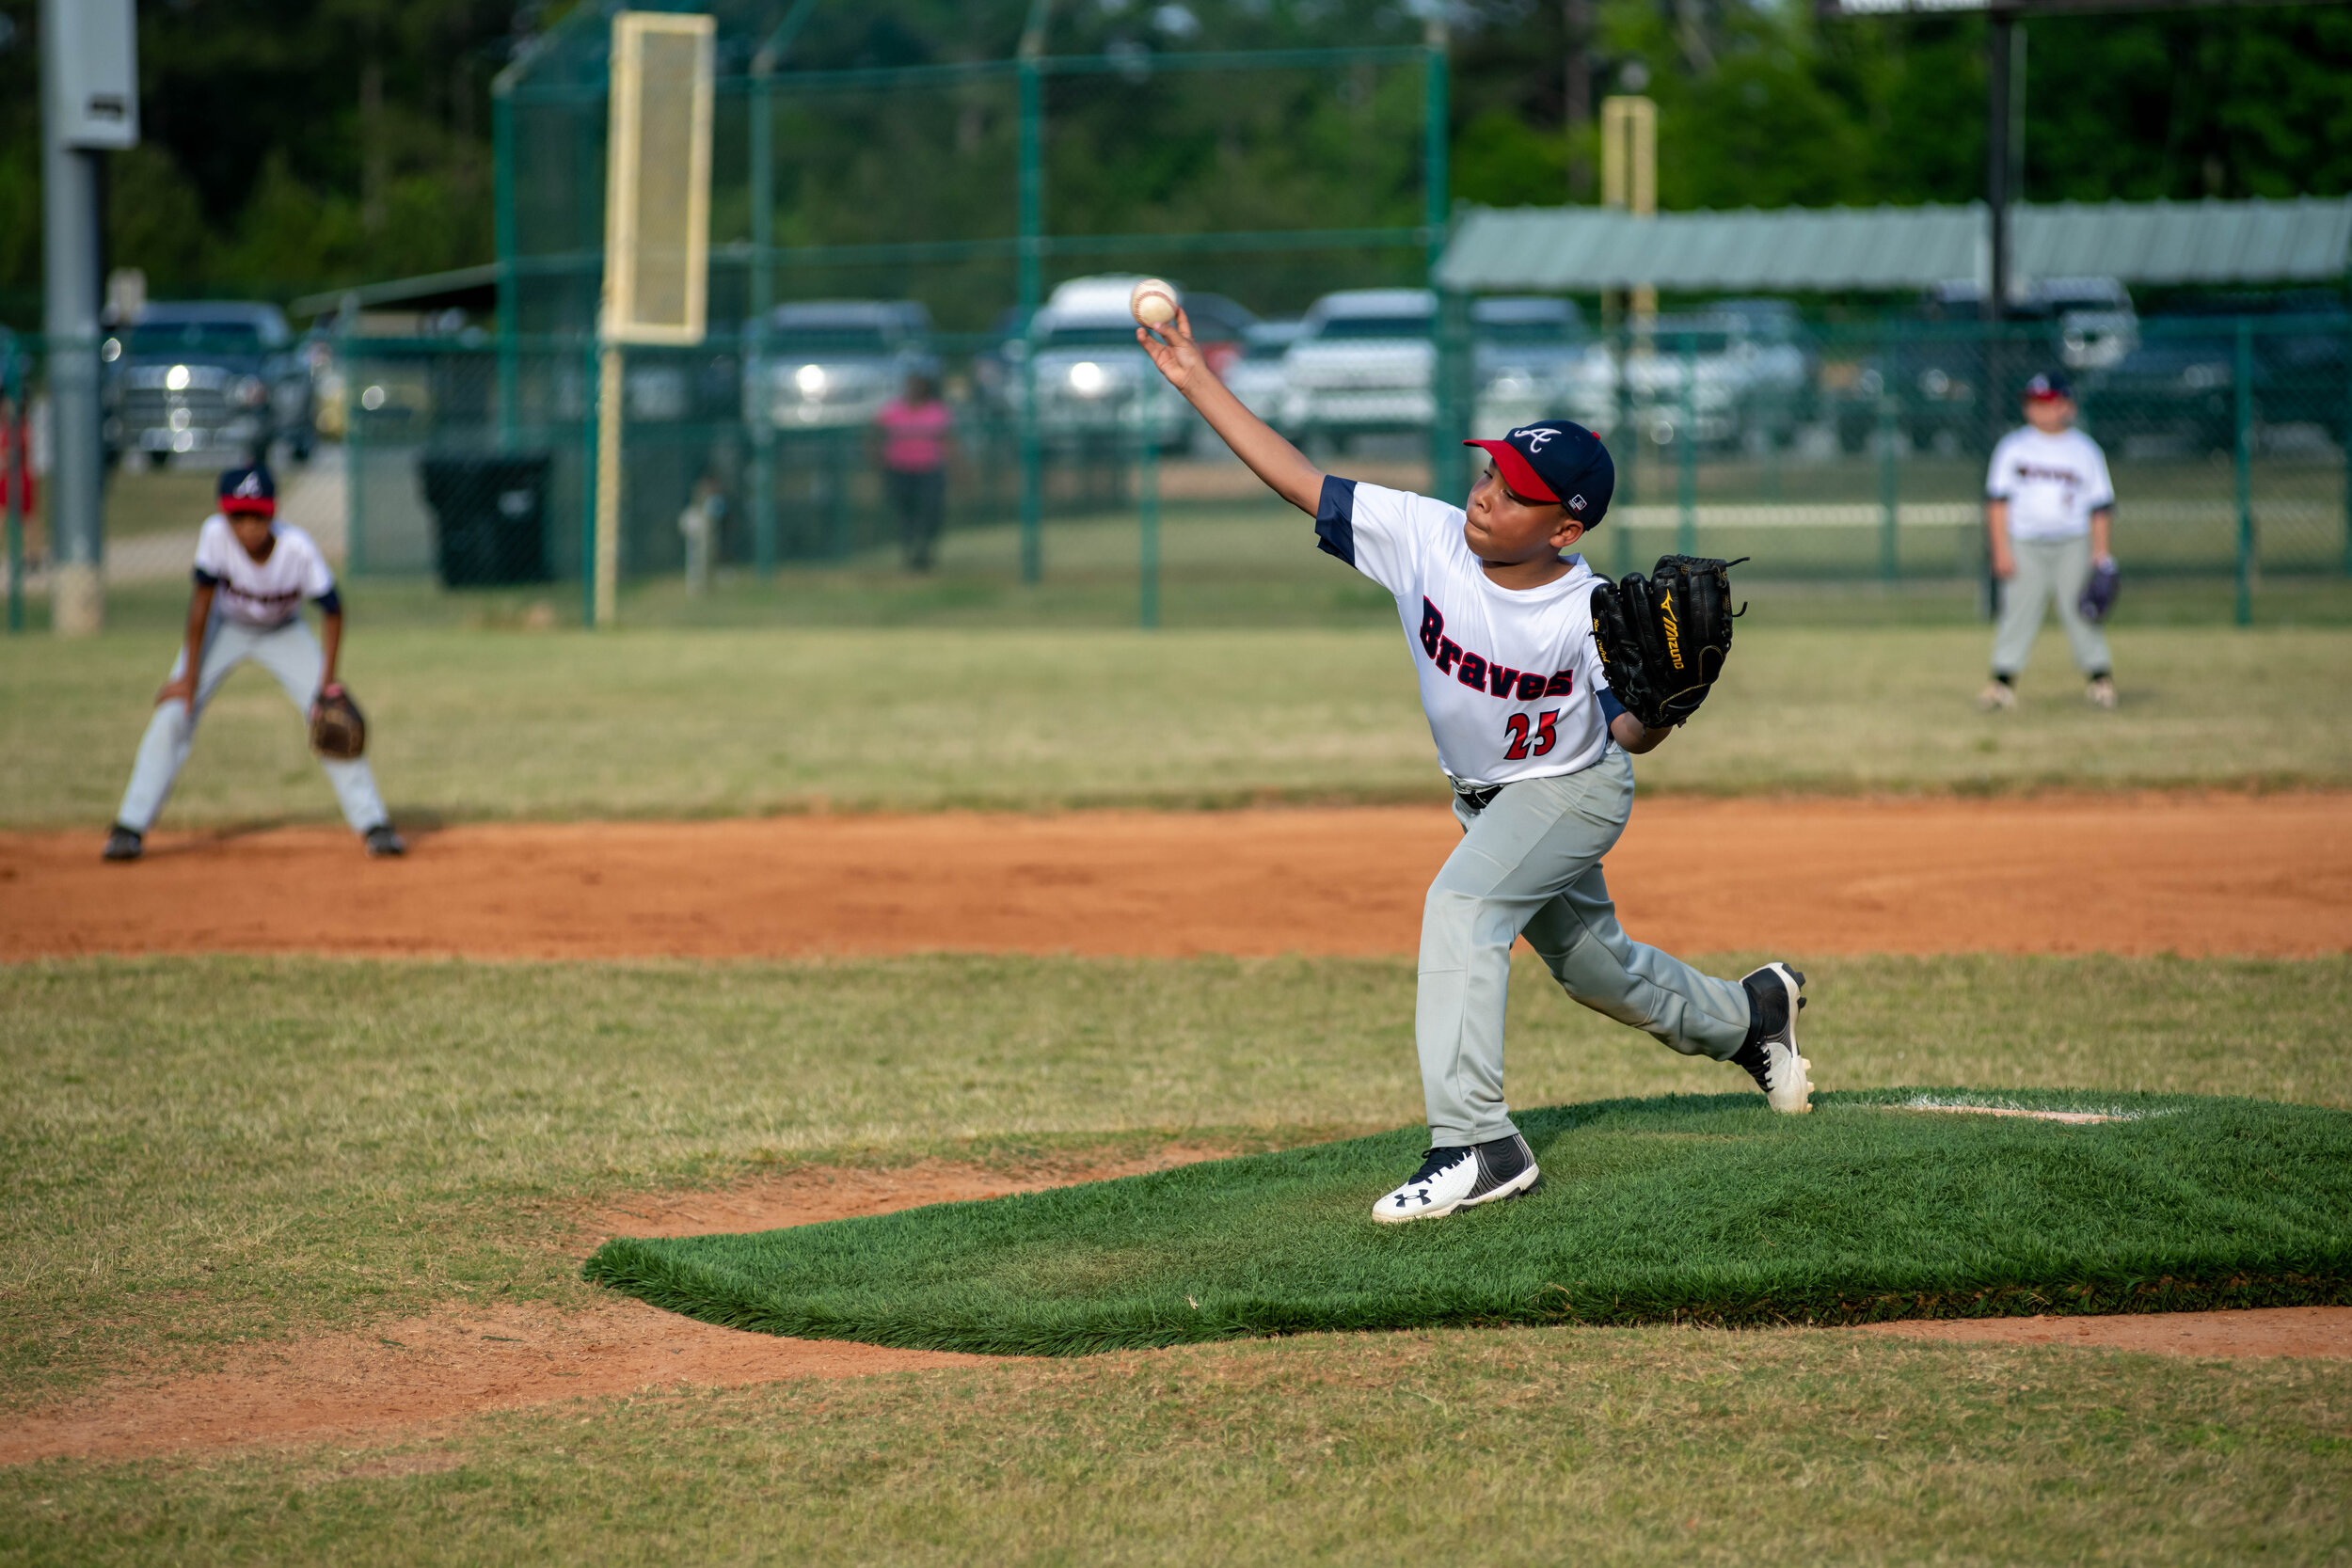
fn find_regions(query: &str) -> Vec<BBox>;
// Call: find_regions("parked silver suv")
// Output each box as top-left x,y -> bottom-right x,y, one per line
753,300 -> 934,433
1566,300 -> 1813,451
990,275 -> 1254,451
1279,288 -> 1435,446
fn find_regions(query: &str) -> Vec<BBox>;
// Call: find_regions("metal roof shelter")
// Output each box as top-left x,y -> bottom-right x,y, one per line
1436,198 -> 2352,294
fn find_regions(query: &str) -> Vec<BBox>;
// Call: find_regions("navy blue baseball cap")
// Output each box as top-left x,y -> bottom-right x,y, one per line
217,465 -> 277,516
2024,372 -> 2073,402
1463,420 -> 1615,527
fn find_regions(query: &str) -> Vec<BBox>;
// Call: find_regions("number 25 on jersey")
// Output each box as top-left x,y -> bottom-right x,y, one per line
1502,709 -> 1559,761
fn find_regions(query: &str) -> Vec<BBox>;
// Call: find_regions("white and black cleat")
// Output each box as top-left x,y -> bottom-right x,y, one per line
1733,962 -> 1812,1113
1371,1132 -> 1539,1224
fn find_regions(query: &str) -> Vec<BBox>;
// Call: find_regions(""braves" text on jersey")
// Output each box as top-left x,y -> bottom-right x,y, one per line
1419,598 -> 1575,702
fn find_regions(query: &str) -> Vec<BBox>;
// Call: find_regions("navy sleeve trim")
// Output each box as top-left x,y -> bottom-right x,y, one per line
313,587 -> 343,614
193,566 -> 222,588
1598,688 -> 1628,727
1313,474 -> 1358,566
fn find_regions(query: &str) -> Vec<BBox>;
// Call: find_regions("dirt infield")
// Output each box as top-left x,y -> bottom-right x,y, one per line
7,791 -> 2349,961
1,1153 -> 1234,1467
11,1148 -> 2347,1467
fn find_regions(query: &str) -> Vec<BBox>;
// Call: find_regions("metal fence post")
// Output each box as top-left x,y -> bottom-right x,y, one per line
580,334 -> 600,628
1878,381 -> 1899,585
1016,51 -> 1043,586
4,334 -> 21,634
748,56 -> 777,578
344,323 -> 367,576
1676,331 -> 1696,557
1422,32 -> 1452,489
493,81 -> 519,453
1138,373 -> 1159,630
2343,315 -> 2352,578
2234,316 -> 2254,626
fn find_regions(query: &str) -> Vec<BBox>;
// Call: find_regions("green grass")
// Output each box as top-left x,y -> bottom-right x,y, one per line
5,1327 -> 2348,1565
8,618 -> 2352,829
5,952 -> 2346,1409
5,953 -> 2347,1560
586,1090 -> 2352,1354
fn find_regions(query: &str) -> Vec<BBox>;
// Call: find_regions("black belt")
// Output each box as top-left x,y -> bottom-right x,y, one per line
1453,781 -> 1503,815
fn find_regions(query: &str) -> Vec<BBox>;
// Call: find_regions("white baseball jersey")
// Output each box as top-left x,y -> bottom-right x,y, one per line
1315,477 -> 1618,788
1985,426 -> 2114,541
191,516 -> 338,627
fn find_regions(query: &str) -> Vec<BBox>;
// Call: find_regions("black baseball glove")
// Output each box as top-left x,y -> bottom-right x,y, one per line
1588,554 -> 1746,731
309,684 -> 368,761
2077,555 -> 2120,624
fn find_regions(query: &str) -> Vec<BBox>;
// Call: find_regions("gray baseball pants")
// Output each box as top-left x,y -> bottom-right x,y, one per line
1994,533 -> 2111,678
1417,746 -> 1751,1148
116,614 -> 389,836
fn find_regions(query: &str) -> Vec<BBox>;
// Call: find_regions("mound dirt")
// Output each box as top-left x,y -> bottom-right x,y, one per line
6,791 -> 2349,961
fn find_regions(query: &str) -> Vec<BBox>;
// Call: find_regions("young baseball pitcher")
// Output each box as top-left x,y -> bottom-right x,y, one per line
103,466 -> 405,862
1136,308 -> 1810,1223
1979,371 -> 2118,711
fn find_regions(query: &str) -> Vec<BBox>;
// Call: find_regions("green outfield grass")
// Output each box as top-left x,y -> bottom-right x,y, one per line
6,616 -> 2351,829
6,951 -> 2348,1561
6,952 -> 2346,1408
7,1325 -> 2347,1565
588,1090 -> 2352,1354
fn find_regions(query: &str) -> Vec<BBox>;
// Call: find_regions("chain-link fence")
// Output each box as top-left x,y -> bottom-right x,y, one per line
328,309 -> 2350,626
2,306 -> 2345,633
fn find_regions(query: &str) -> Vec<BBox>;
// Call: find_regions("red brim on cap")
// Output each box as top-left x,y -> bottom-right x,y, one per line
2024,388 -> 2067,402
221,499 -> 276,517
1461,438 -> 1557,502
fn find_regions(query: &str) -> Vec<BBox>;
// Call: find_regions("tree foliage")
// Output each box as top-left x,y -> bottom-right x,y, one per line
0,0 -> 2345,323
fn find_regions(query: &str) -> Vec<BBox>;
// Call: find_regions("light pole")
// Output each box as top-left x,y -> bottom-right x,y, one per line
40,0 -> 137,638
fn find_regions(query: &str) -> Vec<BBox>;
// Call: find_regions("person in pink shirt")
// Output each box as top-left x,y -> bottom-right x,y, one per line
872,373 -> 952,570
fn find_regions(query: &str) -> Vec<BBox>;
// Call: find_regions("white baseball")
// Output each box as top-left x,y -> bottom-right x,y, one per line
1129,277 -> 1180,327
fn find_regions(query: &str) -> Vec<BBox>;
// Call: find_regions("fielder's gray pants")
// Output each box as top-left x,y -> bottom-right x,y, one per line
1418,747 -> 1750,1148
1993,533 -> 2111,678
116,614 -> 389,836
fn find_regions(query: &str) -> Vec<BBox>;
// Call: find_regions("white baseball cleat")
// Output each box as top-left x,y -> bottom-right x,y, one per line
1733,962 -> 1812,1113
1976,680 -> 2018,712
1371,1132 -> 1539,1224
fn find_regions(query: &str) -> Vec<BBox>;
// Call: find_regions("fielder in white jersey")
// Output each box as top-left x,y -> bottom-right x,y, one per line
1136,307 -> 1812,1225
1979,372 -> 2118,711
103,466 -> 405,862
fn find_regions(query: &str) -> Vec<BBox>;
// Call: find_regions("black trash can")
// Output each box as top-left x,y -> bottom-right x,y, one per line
419,453 -> 553,587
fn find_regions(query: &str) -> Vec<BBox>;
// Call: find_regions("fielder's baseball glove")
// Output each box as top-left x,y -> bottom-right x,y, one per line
309,685 -> 368,761
2077,555 -> 2121,624
1589,554 -> 1746,732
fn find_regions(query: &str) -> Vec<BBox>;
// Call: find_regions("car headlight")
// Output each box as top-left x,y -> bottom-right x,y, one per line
1068,361 -> 1107,395
793,363 -> 827,397
233,375 -> 267,408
